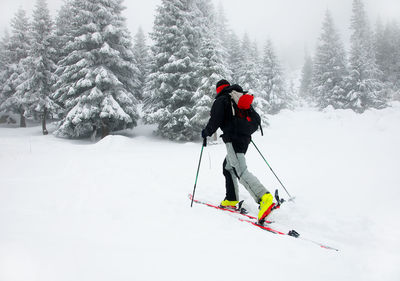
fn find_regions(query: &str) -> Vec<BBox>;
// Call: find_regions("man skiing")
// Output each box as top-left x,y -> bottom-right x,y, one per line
201,79 -> 275,223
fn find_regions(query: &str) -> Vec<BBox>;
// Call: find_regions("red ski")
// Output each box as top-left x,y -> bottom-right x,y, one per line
189,194 -> 339,251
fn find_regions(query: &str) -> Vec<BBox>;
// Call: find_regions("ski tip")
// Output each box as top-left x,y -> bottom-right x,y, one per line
320,245 -> 340,251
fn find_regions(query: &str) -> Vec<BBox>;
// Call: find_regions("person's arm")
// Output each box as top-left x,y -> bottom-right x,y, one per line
202,97 -> 226,137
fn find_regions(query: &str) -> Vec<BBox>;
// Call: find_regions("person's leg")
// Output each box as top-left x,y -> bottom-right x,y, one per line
225,143 -> 274,220
225,143 -> 269,203
222,158 -> 239,201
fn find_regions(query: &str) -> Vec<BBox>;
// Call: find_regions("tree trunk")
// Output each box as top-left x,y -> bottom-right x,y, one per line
42,107 -> 48,135
91,126 -> 97,142
101,120 -> 109,139
20,110 -> 26,127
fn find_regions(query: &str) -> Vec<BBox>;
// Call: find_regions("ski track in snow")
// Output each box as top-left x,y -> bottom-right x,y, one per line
1,104 -> 400,281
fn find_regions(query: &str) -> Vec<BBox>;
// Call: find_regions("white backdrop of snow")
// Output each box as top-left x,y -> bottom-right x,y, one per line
1,104 -> 400,281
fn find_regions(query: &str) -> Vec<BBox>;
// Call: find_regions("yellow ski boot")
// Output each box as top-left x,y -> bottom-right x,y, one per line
220,199 -> 239,209
258,193 -> 275,222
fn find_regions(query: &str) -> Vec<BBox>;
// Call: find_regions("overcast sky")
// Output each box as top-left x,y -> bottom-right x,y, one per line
1,0 -> 399,71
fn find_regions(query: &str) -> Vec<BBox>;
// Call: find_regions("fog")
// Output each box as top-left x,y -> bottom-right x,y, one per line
215,0 -> 400,70
1,0 -> 399,70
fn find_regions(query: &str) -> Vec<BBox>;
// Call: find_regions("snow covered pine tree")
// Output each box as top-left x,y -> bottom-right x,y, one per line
53,0 -> 140,139
0,8 -> 30,127
144,0 -> 203,141
17,0 -> 59,135
132,27 -> 150,102
346,0 -> 387,112
258,39 -> 288,116
311,10 -> 348,109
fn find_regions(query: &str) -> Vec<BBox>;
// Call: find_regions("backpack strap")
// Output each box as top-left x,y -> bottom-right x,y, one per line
231,99 -> 236,117
229,91 -> 241,116
250,106 -> 264,136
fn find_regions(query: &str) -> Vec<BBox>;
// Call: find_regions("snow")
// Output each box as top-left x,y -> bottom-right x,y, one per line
1,104 -> 400,281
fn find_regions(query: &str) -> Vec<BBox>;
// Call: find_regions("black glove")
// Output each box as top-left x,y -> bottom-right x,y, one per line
201,129 -> 208,147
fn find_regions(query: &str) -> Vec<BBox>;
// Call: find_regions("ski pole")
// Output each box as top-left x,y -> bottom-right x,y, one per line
191,138 -> 207,207
251,140 -> 294,201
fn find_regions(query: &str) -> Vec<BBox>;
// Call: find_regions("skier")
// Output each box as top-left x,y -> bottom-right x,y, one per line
201,79 -> 275,222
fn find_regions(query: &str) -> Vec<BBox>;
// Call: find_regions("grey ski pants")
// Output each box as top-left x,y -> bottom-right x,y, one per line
224,142 -> 268,203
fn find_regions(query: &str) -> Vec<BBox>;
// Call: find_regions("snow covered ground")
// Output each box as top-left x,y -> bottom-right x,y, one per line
1,104 -> 400,281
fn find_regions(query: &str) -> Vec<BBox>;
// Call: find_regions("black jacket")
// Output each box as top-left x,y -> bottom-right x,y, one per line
203,85 -> 261,153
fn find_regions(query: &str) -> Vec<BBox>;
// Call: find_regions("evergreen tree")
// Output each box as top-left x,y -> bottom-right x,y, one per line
375,20 -> 400,98
0,31 -> 9,68
54,0 -> 74,65
0,31 -> 11,108
0,8 -> 31,127
226,32 -> 242,82
132,27 -> 150,102
54,0 -> 140,139
286,77 -> 299,109
190,0 -> 230,136
214,2 -> 232,79
374,18 -> 385,76
144,0 -> 202,141
258,39 -> 287,115
346,0 -> 387,112
311,10 -> 348,109
251,40 -> 262,92
254,41 -> 271,120
392,22 -> 400,99
53,0 -> 75,120
16,0 -> 58,135
299,53 -> 313,102
237,33 -> 259,92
